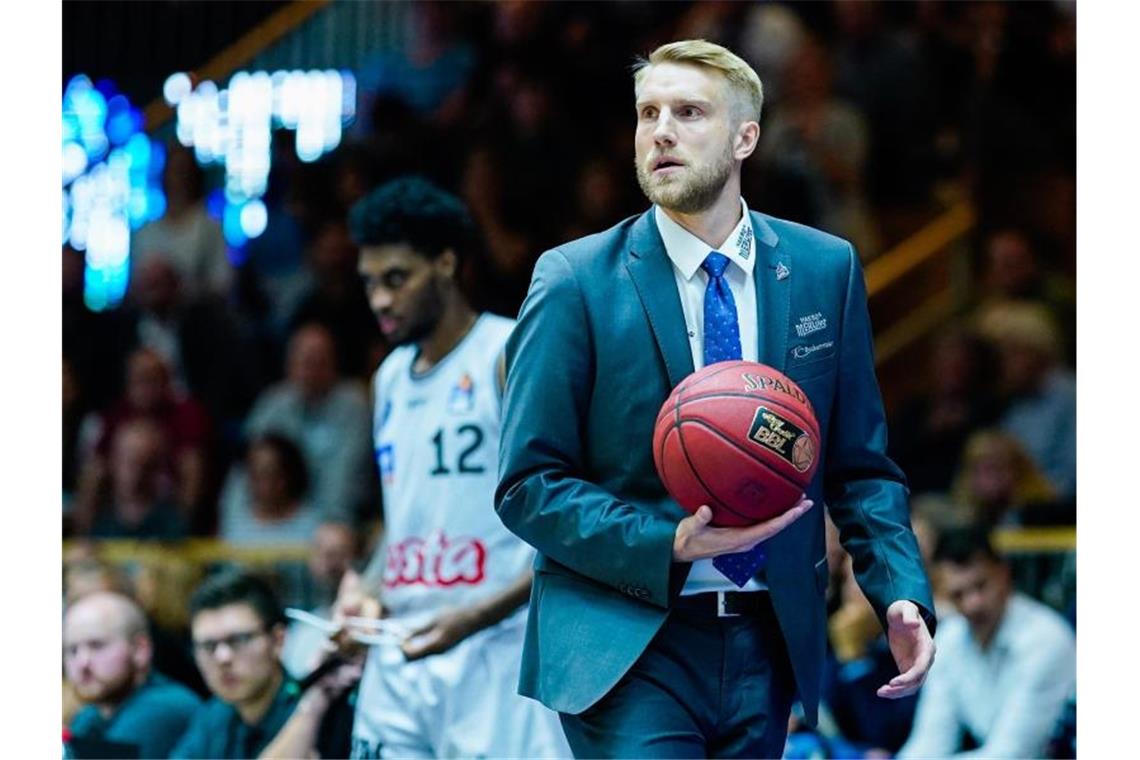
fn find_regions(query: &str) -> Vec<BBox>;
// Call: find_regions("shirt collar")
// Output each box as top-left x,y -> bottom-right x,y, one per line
654,198 -> 756,281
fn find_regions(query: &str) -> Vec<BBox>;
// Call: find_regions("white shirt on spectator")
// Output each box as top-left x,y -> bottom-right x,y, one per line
898,592 -> 1075,758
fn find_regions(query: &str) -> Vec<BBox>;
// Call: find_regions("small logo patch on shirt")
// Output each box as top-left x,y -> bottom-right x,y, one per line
448,373 -> 475,414
795,312 -> 827,337
736,224 -> 753,261
792,341 -> 834,360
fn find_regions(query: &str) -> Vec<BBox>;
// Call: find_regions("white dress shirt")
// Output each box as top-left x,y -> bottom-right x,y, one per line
654,200 -> 766,595
898,593 -> 1076,758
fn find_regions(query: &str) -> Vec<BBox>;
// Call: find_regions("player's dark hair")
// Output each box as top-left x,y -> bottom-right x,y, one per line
933,525 -> 1003,566
249,432 -> 310,500
348,175 -> 476,263
189,569 -> 286,629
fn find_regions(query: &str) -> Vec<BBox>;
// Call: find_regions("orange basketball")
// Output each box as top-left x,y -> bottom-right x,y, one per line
652,360 -> 821,527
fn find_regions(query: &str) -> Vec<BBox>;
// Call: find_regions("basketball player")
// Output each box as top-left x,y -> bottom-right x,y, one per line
338,177 -> 569,758
497,40 -> 936,757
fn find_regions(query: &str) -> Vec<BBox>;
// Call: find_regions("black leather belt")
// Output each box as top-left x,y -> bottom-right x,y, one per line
673,591 -> 772,618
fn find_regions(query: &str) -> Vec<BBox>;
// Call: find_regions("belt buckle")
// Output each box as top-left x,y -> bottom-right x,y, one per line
717,591 -> 742,618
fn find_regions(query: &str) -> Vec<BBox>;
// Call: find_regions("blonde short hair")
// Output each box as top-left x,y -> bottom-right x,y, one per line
634,39 -> 765,123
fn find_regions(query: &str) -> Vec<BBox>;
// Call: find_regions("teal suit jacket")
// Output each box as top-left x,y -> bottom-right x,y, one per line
496,208 -> 934,725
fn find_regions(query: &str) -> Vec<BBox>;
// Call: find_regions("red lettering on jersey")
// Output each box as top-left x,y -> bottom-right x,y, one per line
383,531 -> 487,588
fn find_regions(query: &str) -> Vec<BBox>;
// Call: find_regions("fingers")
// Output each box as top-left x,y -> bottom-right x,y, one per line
878,637 -> 935,699
742,499 -> 814,544
401,630 -> 442,661
692,505 -> 713,526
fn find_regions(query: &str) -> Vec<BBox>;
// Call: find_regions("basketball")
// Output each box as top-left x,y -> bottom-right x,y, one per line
652,360 -> 821,527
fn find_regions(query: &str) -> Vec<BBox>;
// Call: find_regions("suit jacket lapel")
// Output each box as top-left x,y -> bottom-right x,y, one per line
625,210 -> 694,390
751,212 -> 788,372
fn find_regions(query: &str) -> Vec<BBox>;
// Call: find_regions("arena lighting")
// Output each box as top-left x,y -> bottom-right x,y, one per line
63,75 -> 166,311
172,67 -> 356,241
163,72 -> 193,106
240,199 -> 269,239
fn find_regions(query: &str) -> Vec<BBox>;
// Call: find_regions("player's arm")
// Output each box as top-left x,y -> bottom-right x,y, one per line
258,659 -> 363,760
823,243 -> 935,630
496,249 -> 687,608
400,568 -> 533,661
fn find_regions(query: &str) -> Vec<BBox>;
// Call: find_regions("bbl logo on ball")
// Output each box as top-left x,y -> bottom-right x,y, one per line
747,405 -> 813,472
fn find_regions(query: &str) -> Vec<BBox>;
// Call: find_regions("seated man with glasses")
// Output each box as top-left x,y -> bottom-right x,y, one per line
170,570 -> 361,759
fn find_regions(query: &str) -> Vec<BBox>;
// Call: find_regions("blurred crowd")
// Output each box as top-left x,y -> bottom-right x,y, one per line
62,2 -> 1075,758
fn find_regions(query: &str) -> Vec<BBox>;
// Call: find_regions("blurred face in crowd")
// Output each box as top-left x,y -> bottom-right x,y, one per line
939,554 -> 1012,648
967,439 -> 1017,508
192,603 -> 284,709
309,522 -> 357,596
634,62 -> 756,214
997,338 -> 1049,396
111,422 -> 167,504
247,442 -> 293,513
929,333 -> 977,397
287,325 -> 338,402
986,231 -> 1039,298
64,593 -> 151,710
126,350 -> 172,411
358,244 -> 452,346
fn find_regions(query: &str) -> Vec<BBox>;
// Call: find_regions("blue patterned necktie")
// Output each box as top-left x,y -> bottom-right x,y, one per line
701,251 -> 766,587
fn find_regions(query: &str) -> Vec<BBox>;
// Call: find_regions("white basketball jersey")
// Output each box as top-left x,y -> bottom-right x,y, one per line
372,313 -> 533,621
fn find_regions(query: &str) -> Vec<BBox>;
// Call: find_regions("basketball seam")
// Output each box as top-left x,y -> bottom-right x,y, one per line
675,422 -> 755,522
677,391 -> 820,439
680,418 -> 809,492
679,360 -> 752,394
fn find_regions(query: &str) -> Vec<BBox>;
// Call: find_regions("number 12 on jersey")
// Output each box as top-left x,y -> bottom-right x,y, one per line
430,425 -> 485,476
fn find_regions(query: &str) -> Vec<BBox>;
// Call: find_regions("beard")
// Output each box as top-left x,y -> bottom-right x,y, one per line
635,140 -> 735,213
389,277 -> 446,347
73,666 -> 138,705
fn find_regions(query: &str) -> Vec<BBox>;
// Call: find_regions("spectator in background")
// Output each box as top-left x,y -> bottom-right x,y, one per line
283,219 -> 387,383
64,592 -> 200,759
171,570 -> 360,759
246,322 -> 373,524
889,326 -> 1001,495
899,527 -> 1075,758
132,143 -> 231,301
760,34 -> 881,258
121,254 -> 266,467
281,521 -> 362,679
218,433 -> 322,547
74,348 -> 210,533
977,300 -> 1076,501
951,429 -> 1070,527
88,419 -> 187,540
978,228 -> 1076,363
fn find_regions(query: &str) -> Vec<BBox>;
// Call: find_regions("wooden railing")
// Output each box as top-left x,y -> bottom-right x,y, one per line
65,527 -> 1074,570
862,200 -> 978,411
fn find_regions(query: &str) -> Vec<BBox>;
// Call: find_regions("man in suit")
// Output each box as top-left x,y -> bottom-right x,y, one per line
496,40 -> 937,758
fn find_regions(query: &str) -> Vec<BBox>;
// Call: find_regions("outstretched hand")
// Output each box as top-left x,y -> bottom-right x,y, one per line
878,600 -> 935,699
672,497 -> 814,562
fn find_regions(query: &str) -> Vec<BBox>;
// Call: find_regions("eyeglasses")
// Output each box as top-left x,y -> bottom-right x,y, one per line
192,629 -> 266,658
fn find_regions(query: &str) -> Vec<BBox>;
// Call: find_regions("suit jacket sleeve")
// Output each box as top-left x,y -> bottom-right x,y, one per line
824,244 -> 936,631
496,249 -> 681,607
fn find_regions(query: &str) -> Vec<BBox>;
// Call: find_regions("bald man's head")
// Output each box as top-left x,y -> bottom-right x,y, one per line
64,592 -> 152,708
